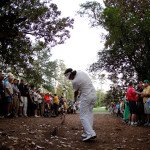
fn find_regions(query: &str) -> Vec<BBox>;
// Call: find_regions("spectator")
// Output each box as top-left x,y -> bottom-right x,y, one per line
18,79 -> 28,117
53,94 -> 59,116
136,81 -> 145,125
59,96 -> 64,108
141,80 -> 150,126
29,85 -> 39,117
44,93 -> 51,109
37,90 -> 43,116
0,72 -> 5,118
116,101 -> 121,117
119,99 -> 124,117
126,81 -> 138,126
12,79 -> 21,117
123,96 -> 130,124
43,93 -> 52,117
108,102 -> 114,114
4,73 -> 14,117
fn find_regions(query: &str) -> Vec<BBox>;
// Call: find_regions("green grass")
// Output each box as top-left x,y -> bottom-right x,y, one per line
93,106 -> 108,112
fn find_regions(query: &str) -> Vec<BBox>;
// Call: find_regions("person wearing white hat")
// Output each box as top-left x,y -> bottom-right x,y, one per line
4,73 -> 14,117
64,68 -> 97,142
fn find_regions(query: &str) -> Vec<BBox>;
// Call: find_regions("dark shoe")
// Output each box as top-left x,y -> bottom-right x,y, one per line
82,134 -> 96,142
91,135 -> 97,139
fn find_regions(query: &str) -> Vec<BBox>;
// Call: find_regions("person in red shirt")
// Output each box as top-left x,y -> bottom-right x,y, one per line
44,93 -> 50,103
44,93 -> 53,109
126,82 -> 138,126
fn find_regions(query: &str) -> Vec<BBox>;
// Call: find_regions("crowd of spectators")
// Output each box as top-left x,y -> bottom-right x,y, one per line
109,80 -> 150,127
0,71 -> 79,119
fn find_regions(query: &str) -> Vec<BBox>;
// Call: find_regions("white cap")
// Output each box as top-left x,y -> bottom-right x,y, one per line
7,72 -> 14,79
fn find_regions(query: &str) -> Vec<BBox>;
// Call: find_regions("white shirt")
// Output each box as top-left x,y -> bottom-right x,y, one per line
72,70 -> 95,97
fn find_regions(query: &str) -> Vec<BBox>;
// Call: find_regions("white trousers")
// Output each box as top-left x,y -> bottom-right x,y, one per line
79,93 -> 96,136
21,96 -> 28,116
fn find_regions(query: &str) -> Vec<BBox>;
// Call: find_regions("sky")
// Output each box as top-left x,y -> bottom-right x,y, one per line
51,0 -> 111,91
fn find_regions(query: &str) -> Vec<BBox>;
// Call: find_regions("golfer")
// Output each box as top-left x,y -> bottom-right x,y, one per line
64,68 -> 97,141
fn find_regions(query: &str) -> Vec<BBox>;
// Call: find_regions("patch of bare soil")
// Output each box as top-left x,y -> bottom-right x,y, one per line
0,114 -> 150,150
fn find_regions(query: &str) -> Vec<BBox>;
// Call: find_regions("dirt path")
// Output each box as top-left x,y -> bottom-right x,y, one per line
0,114 -> 150,150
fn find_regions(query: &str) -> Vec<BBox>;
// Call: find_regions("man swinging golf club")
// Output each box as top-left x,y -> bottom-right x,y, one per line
64,68 -> 97,142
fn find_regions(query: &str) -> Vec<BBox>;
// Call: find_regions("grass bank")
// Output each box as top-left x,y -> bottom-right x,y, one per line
93,106 -> 108,112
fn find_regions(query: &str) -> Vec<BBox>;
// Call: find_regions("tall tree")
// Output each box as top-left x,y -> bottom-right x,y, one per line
0,0 -> 74,77
26,41 -> 57,86
79,0 -> 150,82
55,60 -> 74,99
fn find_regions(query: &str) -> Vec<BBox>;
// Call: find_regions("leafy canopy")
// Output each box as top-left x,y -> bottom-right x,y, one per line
0,0 -> 74,85
79,0 -> 150,82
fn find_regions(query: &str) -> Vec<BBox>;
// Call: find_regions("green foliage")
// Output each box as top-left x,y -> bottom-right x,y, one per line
78,1 -> 103,27
0,0 -> 74,82
79,0 -> 150,82
95,90 -> 106,107
65,82 -> 74,100
54,60 -> 74,99
42,84 -> 54,94
103,85 -> 124,107
31,41 -> 57,85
